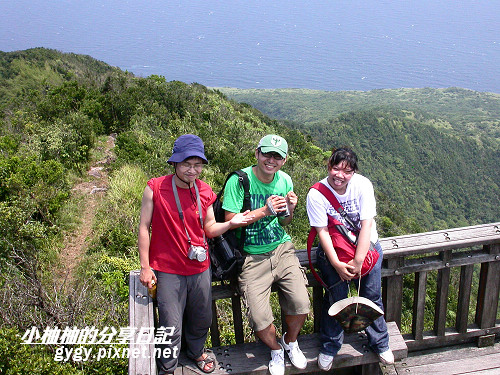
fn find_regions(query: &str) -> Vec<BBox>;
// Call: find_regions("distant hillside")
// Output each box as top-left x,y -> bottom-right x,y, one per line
217,87 -> 499,230
216,87 -> 500,140
0,48 -> 123,108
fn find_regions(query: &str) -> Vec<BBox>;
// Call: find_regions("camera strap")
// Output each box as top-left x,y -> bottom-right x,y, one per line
172,177 -> 207,248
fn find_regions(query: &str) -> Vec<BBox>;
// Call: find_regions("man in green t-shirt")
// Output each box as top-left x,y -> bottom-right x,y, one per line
222,134 -> 310,375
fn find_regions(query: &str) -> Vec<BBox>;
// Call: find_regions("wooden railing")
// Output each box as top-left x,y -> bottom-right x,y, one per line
378,222 -> 500,351
129,222 -> 500,374
210,222 -> 500,350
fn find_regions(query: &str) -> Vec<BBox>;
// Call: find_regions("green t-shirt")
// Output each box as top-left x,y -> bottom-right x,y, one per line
222,166 -> 293,254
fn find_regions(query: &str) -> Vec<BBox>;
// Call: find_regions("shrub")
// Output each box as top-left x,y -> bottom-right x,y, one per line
0,327 -> 79,374
90,164 -> 147,256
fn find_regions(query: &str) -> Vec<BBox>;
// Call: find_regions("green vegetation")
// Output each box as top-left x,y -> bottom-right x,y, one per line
218,87 -> 500,232
0,48 -> 498,372
216,87 -> 500,140
0,48 -> 325,372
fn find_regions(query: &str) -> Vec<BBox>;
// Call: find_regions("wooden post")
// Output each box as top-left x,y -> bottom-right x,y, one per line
475,244 -> 500,329
313,285 -> 323,333
412,271 -> 427,341
383,257 -> 404,327
456,264 -> 473,333
434,250 -> 451,336
231,293 -> 245,344
210,300 -> 221,347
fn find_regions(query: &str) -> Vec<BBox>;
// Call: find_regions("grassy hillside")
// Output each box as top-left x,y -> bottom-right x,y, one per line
0,48 -> 331,372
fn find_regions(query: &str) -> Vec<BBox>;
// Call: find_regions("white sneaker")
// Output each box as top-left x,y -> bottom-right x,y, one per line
378,348 -> 394,365
280,333 -> 307,369
268,345 -> 285,375
317,352 -> 334,371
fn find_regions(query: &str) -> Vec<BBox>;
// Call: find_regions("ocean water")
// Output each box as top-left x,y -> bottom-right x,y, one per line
1,0 -> 499,93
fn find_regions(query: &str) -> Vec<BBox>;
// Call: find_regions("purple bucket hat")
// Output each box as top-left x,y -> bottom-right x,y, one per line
167,134 -> 208,164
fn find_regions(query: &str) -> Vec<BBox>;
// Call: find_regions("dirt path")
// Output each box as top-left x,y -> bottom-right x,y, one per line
59,135 -> 116,284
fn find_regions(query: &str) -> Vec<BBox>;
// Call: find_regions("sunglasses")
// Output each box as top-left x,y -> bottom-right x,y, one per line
260,151 -> 284,161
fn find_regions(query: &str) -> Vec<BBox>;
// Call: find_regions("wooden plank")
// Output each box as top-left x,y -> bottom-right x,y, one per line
456,264 -> 473,333
312,286 -> 323,333
475,244 -> 500,329
468,370 -> 500,374
394,342 -> 500,375
129,270 -> 156,375
381,249 -> 498,277
210,300 -> 221,347
297,224 -> 500,264
280,307 -> 287,335
478,334 -> 496,348
181,321 -> 406,375
395,352 -> 500,374
412,271 -> 427,341
434,251 -> 451,337
383,258 -> 404,325
361,362 -> 381,375
294,246 -> 317,267
380,363 -> 397,375
231,294 -> 245,344
212,282 -> 236,300
403,326 -> 500,351
380,222 -> 500,258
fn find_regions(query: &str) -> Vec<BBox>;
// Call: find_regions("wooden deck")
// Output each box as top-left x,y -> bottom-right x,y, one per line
388,340 -> 500,375
176,322 -> 406,374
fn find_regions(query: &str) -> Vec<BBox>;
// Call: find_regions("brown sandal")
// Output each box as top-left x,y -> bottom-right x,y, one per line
194,352 -> 216,373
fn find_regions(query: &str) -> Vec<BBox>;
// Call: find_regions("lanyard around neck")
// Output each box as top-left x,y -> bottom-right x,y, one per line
171,177 -> 206,247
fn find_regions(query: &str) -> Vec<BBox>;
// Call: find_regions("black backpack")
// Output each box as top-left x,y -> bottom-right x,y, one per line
209,170 -> 251,281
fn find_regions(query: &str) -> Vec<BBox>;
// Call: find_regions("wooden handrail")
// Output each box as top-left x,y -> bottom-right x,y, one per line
379,222 -> 500,351
211,222 -> 500,350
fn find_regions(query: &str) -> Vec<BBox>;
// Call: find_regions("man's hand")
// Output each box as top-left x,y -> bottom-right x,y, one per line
229,210 -> 254,227
286,191 -> 298,212
265,195 -> 288,216
140,267 -> 157,289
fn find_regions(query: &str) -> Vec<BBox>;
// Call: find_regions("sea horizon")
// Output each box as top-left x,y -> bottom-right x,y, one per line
1,0 -> 499,94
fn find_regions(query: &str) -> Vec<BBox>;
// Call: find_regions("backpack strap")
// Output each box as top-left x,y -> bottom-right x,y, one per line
232,170 -> 250,251
307,226 -> 328,289
311,182 -> 358,232
307,182 -> 350,289
233,170 -> 251,212
216,170 -> 250,251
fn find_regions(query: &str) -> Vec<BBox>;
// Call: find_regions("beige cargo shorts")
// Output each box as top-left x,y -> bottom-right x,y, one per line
238,241 -> 310,332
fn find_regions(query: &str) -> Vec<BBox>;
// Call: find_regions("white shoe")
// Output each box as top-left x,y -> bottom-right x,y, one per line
317,352 -> 334,371
378,348 -> 394,365
268,345 -> 285,375
280,333 -> 307,369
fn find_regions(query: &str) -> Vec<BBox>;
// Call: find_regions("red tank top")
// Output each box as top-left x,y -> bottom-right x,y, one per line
148,175 -> 216,275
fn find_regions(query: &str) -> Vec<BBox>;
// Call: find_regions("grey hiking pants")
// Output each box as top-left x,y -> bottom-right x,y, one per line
155,268 -> 212,374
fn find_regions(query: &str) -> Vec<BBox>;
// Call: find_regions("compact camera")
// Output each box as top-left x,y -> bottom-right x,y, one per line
267,196 -> 290,217
187,245 -> 207,262
277,203 -> 290,217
